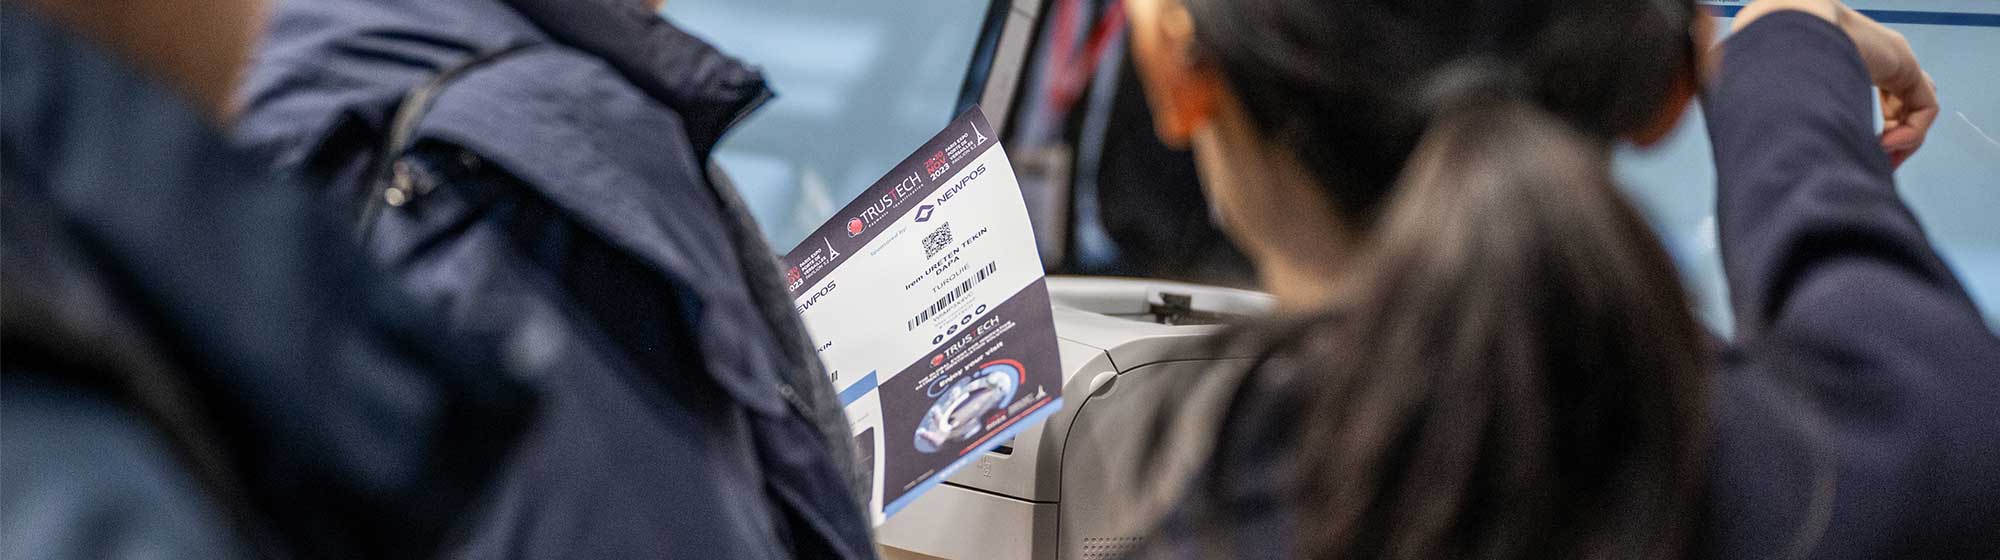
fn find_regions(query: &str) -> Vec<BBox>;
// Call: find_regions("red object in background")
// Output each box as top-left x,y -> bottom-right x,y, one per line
1045,0 -> 1127,117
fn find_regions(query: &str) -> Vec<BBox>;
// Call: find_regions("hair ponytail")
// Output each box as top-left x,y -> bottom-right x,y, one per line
1284,62 -> 1711,560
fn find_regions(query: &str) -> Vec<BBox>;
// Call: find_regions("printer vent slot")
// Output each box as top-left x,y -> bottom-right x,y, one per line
1081,536 -> 1143,559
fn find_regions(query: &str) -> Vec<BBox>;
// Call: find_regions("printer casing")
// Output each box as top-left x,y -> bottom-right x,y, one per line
879,276 -> 1271,560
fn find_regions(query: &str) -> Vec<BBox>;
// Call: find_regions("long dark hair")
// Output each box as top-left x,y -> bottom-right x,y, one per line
1183,0 -> 1710,558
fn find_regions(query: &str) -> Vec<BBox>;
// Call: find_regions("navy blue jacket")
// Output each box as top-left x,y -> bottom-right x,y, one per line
1699,12 -> 2000,558
233,0 -> 873,558
2,10 -> 536,559
1126,12 -> 2000,559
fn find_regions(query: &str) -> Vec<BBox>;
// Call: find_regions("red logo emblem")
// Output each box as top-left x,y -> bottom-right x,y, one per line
846,218 -> 865,237
930,355 -> 944,367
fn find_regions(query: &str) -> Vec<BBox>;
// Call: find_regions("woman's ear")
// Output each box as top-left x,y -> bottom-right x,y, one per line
1629,69 -> 1695,147
1126,0 -> 1224,149
1629,11 -> 1713,147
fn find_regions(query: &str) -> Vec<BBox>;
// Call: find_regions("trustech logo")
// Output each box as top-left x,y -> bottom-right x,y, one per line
846,170 -> 927,238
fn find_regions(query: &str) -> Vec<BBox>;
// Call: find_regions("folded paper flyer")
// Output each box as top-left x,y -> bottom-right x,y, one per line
781,107 -> 1063,524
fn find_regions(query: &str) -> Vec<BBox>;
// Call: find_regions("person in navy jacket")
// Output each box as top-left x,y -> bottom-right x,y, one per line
1099,0 -> 1998,557
3,3 -> 535,558
231,0 -> 875,558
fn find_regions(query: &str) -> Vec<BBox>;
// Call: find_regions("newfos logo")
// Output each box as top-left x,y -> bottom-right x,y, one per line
927,163 -> 984,216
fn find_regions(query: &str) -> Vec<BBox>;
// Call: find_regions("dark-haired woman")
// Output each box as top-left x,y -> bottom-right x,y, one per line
1112,0 -> 1998,557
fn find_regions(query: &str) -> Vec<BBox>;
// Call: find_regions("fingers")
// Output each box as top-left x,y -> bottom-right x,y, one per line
1735,1 -> 1941,169
1879,71 -> 1938,169
1840,3 -> 1938,169
1904,71 -> 1941,132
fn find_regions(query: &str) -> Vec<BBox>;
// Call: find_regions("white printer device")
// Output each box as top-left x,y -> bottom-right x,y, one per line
878,276 -> 1272,559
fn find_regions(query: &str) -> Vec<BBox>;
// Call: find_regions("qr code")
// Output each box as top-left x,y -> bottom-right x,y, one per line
922,224 -> 953,258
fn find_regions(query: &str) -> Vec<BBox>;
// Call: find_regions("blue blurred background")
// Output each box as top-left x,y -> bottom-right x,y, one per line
1624,0 -> 2000,335
664,0 -> 994,250
666,0 -> 1998,334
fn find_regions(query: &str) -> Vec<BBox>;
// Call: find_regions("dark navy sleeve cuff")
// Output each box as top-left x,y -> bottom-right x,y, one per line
1705,9 -> 1884,179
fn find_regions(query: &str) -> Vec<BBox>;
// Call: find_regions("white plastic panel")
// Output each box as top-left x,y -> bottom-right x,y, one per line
877,483 -> 1056,560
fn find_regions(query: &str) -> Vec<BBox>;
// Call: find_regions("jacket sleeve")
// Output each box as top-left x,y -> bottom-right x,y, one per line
1703,11 -> 2000,555
1706,10 -> 1995,381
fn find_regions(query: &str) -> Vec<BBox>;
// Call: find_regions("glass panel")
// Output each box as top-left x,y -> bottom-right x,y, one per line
1621,1 -> 2000,335
662,0 -> 999,251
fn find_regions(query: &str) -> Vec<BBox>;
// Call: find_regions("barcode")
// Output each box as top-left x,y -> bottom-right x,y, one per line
908,262 -> 998,331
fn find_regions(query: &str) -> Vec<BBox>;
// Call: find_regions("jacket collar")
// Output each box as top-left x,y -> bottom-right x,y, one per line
499,0 -> 772,155
236,0 -> 769,175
